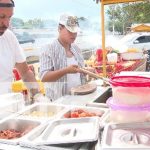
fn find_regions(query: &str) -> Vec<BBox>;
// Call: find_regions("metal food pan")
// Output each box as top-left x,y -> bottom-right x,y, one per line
102,122 -> 150,149
17,103 -> 66,120
35,117 -> 100,145
0,118 -> 41,145
61,105 -> 108,120
19,123 -> 48,149
20,123 -> 78,150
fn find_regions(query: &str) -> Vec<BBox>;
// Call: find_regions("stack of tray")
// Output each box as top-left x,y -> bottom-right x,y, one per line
17,104 -> 109,149
0,102 -> 110,149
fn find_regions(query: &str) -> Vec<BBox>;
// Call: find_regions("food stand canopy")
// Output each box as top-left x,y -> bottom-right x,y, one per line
100,0 -> 143,4
131,24 -> 150,32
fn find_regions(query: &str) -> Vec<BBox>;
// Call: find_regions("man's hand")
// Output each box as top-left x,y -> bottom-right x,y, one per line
65,65 -> 80,74
84,67 -> 95,73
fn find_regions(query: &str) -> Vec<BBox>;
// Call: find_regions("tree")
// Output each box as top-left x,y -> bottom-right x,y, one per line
23,19 -> 44,29
107,1 -> 150,34
107,5 -> 123,34
32,18 -> 44,28
11,18 -> 24,28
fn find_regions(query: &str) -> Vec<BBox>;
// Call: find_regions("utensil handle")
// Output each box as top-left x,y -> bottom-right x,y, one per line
80,68 -> 109,83
80,68 -> 101,78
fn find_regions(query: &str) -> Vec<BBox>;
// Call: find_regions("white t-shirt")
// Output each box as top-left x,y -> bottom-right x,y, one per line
0,29 -> 26,94
67,56 -> 81,94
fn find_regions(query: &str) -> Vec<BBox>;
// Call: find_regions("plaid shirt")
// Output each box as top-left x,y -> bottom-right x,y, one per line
40,39 -> 86,101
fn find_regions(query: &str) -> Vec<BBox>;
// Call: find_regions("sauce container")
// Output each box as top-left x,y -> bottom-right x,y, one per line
109,76 -> 150,105
107,97 -> 150,123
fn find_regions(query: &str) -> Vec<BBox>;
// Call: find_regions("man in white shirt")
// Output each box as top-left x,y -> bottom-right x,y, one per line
0,0 -> 42,102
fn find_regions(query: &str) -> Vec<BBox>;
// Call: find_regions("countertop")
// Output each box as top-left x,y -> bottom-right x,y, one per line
54,79 -> 110,106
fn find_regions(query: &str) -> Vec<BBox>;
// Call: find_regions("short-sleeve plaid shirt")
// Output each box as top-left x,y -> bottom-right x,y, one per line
40,39 -> 86,101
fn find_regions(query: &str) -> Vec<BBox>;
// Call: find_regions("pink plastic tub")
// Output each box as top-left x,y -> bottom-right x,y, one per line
109,76 -> 150,105
107,97 -> 150,123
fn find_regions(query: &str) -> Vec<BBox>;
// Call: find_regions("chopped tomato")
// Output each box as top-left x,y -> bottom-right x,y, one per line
71,112 -> 79,118
64,109 -> 103,118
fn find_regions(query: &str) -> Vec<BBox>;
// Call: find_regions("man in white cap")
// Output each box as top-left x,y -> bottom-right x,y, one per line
40,13 -> 86,101
0,0 -> 48,103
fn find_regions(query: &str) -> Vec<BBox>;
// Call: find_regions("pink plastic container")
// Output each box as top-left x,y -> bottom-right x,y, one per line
109,76 -> 150,105
107,97 -> 150,123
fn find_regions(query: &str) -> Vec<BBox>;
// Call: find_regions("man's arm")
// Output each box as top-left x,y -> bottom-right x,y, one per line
42,65 -> 81,82
15,62 -> 40,97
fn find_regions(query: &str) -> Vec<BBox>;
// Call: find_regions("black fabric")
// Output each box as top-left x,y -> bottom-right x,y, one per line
0,0 -> 15,7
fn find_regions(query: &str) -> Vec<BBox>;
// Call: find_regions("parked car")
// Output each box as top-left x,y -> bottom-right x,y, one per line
112,32 -> 150,52
15,32 -> 35,44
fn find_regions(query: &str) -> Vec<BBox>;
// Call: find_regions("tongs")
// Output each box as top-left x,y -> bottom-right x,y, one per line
80,68 -> 110,84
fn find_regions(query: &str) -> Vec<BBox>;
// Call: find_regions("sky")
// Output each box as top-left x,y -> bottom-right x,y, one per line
13,0 -> 102,22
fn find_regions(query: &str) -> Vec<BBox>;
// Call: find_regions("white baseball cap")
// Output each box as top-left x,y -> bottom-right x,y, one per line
59,13 -> 79,33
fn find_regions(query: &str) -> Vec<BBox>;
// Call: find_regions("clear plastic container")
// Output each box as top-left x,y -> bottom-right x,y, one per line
107,53 -> 118,64
0,93 -> 24,120
107,97 -> 150,123
110,76 -> 150,105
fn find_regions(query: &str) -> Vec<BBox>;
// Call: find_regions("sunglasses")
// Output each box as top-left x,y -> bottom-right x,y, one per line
0,0 -> 15,7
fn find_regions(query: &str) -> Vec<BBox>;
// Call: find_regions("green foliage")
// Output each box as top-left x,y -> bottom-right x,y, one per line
106,2 -> 150,34
11,18 -> 24,28
11,18 -> 44,29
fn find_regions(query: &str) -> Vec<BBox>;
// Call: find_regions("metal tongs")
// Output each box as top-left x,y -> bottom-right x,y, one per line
80,68 -> 110,84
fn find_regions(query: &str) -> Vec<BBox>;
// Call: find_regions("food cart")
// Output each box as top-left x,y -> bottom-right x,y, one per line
1,0 -> 150,150
96,0 -> 145,77
85,0 -> 147,79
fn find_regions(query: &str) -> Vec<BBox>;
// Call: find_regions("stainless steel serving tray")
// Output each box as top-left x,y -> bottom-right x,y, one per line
19,122 -> 49,149
0,118 -> 41,145
38,117 -> 100,145
60,105 -> 108,121
102,122 -> 150,149
17,103 -> 66,121
20,123 -> 82,150
21,117 -> 100,146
